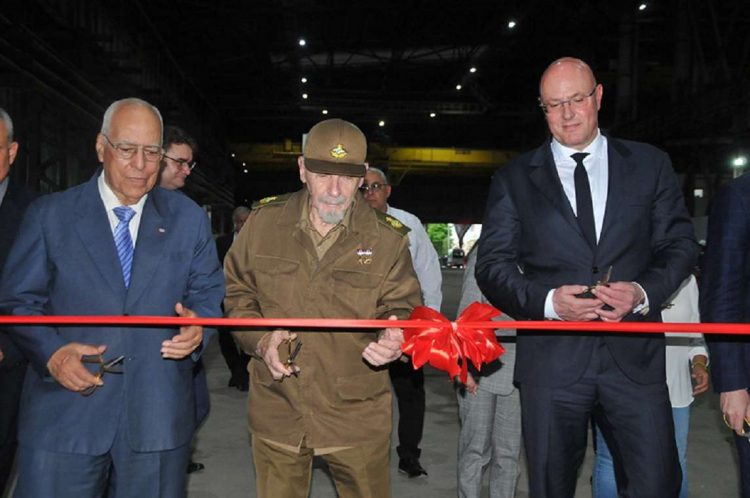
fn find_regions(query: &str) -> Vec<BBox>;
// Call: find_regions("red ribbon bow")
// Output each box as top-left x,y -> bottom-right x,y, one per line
401,302 -> 506,384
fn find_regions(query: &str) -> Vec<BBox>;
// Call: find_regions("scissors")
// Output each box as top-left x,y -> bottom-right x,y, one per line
80,354 -> 125,396
723,414 -> 750,438
285,338 -> 302,378
575,265 -> 614,311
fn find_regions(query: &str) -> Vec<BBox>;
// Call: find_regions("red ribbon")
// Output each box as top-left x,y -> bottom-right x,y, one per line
4,306 -> 750,382
401,303 -> 505,384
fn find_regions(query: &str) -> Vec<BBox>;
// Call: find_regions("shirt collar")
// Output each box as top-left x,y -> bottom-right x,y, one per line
551,129 -> 605,164
0,177 -> 8,207
97,172 -> 148,214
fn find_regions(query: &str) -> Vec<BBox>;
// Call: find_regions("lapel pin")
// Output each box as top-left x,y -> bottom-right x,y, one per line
356,248 -> 373,265
158,228 -> 166,233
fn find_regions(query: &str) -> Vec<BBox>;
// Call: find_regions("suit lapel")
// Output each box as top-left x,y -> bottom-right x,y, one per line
527,145 -> 584,239
126,191 -> 168,308
599,139 -> 627,243
74,175 -> 127,300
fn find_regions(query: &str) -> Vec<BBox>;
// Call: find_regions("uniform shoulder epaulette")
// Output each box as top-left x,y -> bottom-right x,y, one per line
375,210 -> 411,236
251,193 -> 292,210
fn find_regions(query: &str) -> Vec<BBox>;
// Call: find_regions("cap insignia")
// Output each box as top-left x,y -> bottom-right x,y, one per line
259,196 -> 278,205
330,144 -> 348,159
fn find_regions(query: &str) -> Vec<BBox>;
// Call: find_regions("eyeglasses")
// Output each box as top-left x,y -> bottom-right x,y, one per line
164,154 -> 197,171
359,182 -> 387,194
80,354 -> 125,396
102,135 -> 164,162
538,85 -> 598,114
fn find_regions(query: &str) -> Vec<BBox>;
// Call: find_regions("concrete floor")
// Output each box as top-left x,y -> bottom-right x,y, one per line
187,268 -> 742,497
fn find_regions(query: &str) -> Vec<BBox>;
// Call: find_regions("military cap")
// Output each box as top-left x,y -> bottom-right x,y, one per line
303,119 -> 367,177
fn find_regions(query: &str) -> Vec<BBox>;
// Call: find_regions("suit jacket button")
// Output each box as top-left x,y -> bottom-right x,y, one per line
592,266 -> 599,274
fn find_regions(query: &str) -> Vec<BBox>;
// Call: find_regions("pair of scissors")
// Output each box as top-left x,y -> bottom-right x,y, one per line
575,265 -> 614,311
80,354 -> 125,396
285,338 -> 302,378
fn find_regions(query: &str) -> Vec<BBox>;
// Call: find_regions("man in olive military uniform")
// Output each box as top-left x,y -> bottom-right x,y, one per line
224,118 -> 422,498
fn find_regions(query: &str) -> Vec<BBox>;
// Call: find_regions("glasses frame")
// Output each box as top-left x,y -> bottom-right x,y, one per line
80,354 -> 125,396
538,85 -> 598,114
359,182 -> 387,194
102,134 -> 164,163
163,153 -> 197,171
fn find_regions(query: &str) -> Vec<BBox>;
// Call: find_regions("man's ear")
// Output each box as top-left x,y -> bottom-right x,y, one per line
297,156 -> 307,184
95,134 -> 106,163
7,141 -> 18,166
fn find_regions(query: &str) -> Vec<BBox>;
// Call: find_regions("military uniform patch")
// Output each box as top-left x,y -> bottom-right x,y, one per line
252,193 -> 292,210
374,210 -> 410,236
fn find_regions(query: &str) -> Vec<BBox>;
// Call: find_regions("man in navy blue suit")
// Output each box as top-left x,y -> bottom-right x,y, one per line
0,108 -> 36,495
0,98 -> 224,498
700,174 -> 750,497
476,57 -> 698,497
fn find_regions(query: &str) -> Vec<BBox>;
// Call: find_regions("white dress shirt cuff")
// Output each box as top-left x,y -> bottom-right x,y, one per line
631,282 -> 650,315
544,289 -> 561,320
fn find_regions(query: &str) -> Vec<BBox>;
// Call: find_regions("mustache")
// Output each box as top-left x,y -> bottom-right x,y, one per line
319,195 -> 346,205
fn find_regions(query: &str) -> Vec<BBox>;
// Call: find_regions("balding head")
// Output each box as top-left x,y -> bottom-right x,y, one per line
538,57 -> 603,151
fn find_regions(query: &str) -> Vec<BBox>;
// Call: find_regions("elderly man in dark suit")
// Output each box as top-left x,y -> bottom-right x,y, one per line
0,98 -> 224,498
700,173 -> 750,497
476,57 -> 698,497
0,108 -> 36,495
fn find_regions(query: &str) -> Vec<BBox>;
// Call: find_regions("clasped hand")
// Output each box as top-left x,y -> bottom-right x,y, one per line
553,282 -> 644,322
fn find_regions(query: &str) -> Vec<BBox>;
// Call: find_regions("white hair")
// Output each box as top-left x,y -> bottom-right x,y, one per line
367,166 -> 388,184
100,98 -> 163,143
0,108 -> 14,142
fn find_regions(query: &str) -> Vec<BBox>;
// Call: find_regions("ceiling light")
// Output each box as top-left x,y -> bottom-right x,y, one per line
429,112 -> 436,118
378,120 -> 385,127
243,169 -> 248,174
302,93 -> 308,99
322,109 -> 328,115
301,77 -> 308,83
231,153 -> 235,158
469,67 -> 477,73
732,155 -> 748,168
298,38 -> 306,47
507,20 -> 517,29
456,84 -> 462,90
638,3 -> 647,10
242,162 -> 246,166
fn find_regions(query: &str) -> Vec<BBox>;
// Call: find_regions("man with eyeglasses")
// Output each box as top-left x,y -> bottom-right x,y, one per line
0,98 -> 224,498
159,125 -> 197,191
476,57 -> 698,497
224,118 -> 422,498
361,166 -> 441,478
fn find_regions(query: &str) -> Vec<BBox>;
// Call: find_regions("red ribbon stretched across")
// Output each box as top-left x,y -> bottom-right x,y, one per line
4,306 -> 750,382
401,303 -> 505,384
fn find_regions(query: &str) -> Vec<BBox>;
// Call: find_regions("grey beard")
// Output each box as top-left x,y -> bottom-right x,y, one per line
319,208 -> 345,225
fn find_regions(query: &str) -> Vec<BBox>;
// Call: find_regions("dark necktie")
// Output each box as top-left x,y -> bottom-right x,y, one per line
113,206 -> 136,288
572,152 -> 596,247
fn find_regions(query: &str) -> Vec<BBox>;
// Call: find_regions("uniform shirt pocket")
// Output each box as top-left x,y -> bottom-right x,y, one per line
332,269 -> 382,317
254,256 -> 300,313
